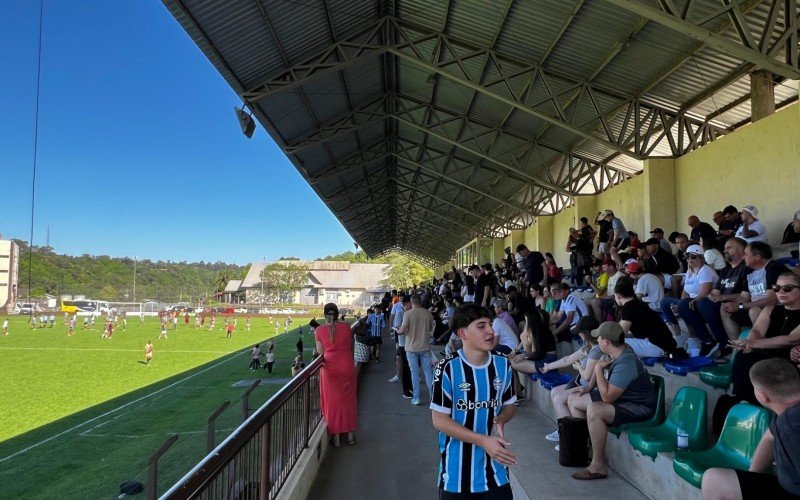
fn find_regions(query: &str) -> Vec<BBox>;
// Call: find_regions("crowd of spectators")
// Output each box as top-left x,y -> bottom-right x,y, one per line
330,206 -> 800,497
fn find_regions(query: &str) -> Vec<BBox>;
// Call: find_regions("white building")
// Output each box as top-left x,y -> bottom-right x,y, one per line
0,240 -> 20,313
239,260 -> 391,307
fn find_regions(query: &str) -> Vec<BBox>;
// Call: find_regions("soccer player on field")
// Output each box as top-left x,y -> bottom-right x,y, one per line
226,321 -> 234,339
2,318 -> 8,335
430,304 -> 517,499
145,340 -> 153,364
159,321 -> 168,339
67,316 -> 75,336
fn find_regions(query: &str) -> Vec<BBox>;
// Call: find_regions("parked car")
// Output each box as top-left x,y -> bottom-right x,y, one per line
16,303 -> 37,315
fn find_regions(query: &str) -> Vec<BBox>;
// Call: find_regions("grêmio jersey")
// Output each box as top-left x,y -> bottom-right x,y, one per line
430,350 -> 516,493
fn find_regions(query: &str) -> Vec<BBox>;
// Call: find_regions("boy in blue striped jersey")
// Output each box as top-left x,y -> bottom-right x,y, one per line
431,304 -> 517,499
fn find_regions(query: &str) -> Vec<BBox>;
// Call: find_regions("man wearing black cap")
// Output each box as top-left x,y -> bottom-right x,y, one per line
720,205 -> 743,239
649,228 -> 672,253
567,322 -> 657,480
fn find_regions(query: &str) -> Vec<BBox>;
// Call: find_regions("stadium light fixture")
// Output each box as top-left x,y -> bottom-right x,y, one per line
234,106 -> 256,139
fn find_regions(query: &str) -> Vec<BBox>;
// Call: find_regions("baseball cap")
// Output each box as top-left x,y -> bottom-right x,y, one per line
603,210 -> 614,217
591,321 -> 624,342
624,258 -> 638,266
742,205 -> 758,217
645,237 -> 661,246
649,227 -> 664,234
576,316 -> 600,334
625,262 -> 642,274
794,209 -> 800,220
685,244 -> 703,256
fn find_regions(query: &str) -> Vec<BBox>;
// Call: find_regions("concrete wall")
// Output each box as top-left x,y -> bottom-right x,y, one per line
473,102 -> 799,269
674,103 -> 800,244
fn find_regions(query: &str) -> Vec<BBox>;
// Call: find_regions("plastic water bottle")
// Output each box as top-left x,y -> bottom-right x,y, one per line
677,422 -> 689,452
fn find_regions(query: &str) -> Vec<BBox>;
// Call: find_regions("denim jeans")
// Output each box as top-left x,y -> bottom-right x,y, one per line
407,349 -> 434,401
660,297 -> 724,345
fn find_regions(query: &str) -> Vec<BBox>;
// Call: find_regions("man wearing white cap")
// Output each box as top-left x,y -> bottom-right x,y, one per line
735,205 -> 767,243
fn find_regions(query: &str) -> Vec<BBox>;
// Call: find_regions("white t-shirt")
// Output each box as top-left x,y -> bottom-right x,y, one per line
559,294 -> 589,327
607,271 -> 625,296
704,248 -> 727,271
735,220 -> 767,243
635,273 -> 664,311
492,317 -> 519,350
683,265 -> 718,298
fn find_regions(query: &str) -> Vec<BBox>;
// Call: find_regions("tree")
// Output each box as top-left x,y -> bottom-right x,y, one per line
380,254 -> 433,290
260,262 -> 310,304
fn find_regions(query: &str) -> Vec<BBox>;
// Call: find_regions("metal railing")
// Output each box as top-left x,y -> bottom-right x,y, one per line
161,356 -> 323,499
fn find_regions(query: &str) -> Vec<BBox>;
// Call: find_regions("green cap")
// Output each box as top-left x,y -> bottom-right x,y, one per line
591,321 -> 624,342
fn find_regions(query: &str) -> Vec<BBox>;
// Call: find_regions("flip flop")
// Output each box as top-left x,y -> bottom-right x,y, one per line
572,469 -> 607,480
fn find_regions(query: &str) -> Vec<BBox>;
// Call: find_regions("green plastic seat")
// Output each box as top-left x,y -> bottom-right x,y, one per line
673,403 -> 772,488
609,375 -> 665,437
698,329 -> 749,390
628,386 -> 708,459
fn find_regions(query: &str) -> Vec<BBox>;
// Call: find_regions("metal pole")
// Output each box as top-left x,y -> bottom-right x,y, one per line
207,400 -> 230,453
133,257 -> 137,303
147,434 -> 178,500
259,421 -> 271,500
241,379 -> 261,421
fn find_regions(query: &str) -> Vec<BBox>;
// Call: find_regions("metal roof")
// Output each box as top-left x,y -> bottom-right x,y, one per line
162,0 -> 799,263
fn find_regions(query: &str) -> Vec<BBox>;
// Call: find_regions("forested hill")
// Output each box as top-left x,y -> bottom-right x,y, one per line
15,241 -> 246,303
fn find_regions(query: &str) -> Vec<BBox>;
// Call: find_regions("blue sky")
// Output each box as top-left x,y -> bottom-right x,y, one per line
1,1 -> 355,265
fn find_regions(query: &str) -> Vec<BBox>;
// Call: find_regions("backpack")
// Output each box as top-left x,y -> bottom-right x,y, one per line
557,417 -> 590,467
118,481 -> 143,497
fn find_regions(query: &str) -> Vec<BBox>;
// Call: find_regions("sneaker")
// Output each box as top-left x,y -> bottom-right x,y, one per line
388,375 -> 399,383
700,342 -> 719,357
554,444 -> 560,452
401,392 -> 413,399
410,398 -> 422,405
545,430 -> 560,442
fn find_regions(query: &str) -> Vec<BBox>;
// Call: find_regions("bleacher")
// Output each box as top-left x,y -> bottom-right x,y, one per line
521,327 -> 774,499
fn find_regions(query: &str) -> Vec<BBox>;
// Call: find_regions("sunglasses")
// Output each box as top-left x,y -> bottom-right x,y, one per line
772,285 -> 800,293
686,254 -> 701,259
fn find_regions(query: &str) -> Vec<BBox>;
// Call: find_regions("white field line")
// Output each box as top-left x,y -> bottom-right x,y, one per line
0,347 -> 232,353
0,348 -> 249,464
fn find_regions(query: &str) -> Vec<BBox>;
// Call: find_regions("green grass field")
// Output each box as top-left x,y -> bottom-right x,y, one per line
0,314 -> 315,499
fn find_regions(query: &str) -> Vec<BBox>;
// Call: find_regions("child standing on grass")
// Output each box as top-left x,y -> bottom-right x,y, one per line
265,346 -> 275,374
2,318 -> 8,335
140,311 -> 145,325
145,340 -> 153,364
226,321 -> 234,339
291,355 -> 305,377
159,321 -> 168,340
249,344 -> 261,370
430,304 -> 517,499
246,317 -> 251,332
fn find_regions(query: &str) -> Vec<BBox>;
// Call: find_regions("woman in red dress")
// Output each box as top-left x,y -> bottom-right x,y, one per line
314,303 -> 357,447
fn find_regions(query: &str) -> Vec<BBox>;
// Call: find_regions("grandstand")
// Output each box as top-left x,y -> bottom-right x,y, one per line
158,0 -> 800,498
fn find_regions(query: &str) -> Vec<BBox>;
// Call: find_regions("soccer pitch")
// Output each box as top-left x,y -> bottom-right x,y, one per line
0,314 -> 315,499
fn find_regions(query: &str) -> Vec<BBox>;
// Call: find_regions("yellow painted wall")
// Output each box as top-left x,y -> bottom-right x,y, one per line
675,103 -> 800,244
596,173 -> 646,236
441,103 -> 799,268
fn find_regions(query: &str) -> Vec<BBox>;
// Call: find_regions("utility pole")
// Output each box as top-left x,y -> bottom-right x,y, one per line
133,256 -> 137,303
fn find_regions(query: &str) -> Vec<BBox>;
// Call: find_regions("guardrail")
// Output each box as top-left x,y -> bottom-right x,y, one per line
161,356 -> 323,499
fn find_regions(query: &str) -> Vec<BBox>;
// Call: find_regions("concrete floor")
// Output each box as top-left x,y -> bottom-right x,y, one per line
308,348 -> 648,499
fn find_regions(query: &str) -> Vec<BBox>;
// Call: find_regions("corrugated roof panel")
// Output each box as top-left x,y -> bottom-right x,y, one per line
493,0 -> 584,65
262,0 -> 335,65
396,0 -> 448,30
445,0 -> 507,49
186,0 -> 286,88
542,1 -> 644,81
258,90 -> 316,141
326,0 -> 380,39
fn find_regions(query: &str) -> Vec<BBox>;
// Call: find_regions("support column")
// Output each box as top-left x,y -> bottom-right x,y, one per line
643,158 -> 677,236
750,70 -> 775,122
533,216 -> 554,255
573,195 -> 598,228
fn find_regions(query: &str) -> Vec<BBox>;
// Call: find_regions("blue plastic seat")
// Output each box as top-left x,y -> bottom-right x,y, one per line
664,356 -> 715,375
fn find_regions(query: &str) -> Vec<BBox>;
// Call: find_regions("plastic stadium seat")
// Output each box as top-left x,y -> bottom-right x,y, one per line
609,375 -> 665,437
672,403 -> 772,488
664,356 -> 715,375
628,386 -> 708,459
698,329 -> 750,390
642,357 -> 665,367
540,372 -> 573,390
